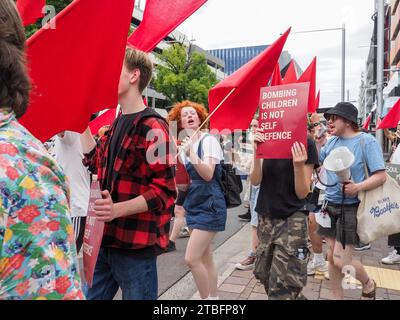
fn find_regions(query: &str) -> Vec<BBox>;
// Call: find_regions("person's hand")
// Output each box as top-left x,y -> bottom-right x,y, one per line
291,142 -> 308,167
179,135 -> 197,157
253,128 -> 265,151
343,180 -> 361,197
94,190 -> 118,222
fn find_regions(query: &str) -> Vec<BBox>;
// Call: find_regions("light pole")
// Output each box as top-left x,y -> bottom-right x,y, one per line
375,0 -> 385,146
289,25 -> 346,102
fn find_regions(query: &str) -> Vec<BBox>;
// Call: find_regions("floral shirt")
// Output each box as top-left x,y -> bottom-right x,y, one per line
0,110 -> 84,300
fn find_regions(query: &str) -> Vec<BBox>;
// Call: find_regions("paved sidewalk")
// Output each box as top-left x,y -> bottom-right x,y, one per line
213,236 -> 400,300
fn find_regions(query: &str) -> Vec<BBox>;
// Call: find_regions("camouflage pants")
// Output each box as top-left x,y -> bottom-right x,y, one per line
254,211 -> 310,300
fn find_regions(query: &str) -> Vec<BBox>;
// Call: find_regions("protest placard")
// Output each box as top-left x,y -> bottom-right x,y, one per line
83,181 -> 104,288
256,83 -> 309,159
386,163 -> 400,185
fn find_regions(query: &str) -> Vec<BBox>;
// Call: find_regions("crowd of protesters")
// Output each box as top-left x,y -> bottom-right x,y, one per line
2,0 -> 400,301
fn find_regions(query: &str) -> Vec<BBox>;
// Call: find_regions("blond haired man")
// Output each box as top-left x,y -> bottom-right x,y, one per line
81,47 -> 176,300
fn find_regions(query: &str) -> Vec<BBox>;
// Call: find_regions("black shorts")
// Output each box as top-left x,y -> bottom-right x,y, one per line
317,203 -> 359,246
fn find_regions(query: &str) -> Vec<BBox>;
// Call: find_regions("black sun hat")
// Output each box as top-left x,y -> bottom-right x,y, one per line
324,102 -> 358,124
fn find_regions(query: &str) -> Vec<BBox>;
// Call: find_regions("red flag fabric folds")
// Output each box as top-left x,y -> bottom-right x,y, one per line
209,28 -> 291,131
297,57 -> 317,113
270,63 -> 282,86
89,109 -> 117,136
362,114 -> 371,130
19,0 -> 135,142
315,90 -> 320,111
377,98 -> 400,129
282,60 -> 298,84
16,0 -> 46,26
128,0 -> 207,52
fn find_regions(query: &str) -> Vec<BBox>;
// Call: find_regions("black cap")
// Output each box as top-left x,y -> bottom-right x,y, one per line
324,102 -> 358,124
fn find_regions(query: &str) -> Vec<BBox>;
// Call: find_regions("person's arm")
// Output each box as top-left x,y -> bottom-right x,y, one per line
94,191 -> 148,222
80,127 -> 100,174
80,127 -> 97,154
250,128 -> 264,186
180,136 -> 219,182
292,142 -> 313,199
344,137 -> 387,197
186,154 -> 216,182
344,170 -> 386,197
93,119 -> 177,222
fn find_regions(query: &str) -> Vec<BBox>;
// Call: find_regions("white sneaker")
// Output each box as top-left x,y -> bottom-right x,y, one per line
381,250 -> 400,265
178,227 -> 190,238
307,259 -> 328,275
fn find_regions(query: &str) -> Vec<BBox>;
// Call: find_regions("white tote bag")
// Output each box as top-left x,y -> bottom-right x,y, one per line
357,174 -> 400,243
357,136 -> 400,243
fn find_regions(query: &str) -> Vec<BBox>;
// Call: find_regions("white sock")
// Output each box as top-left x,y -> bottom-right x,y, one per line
314,253 -> 324,263
208,295 -> 219,300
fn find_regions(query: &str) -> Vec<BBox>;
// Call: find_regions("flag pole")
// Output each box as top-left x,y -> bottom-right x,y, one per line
175,87 -> 237,159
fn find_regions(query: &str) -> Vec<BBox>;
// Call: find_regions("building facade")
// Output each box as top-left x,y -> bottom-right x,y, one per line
208,46 -> 292,76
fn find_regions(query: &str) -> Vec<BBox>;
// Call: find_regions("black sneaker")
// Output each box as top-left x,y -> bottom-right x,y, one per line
355,242 -> 371,251
238,209 -> 251,221
164,240 -> 176,253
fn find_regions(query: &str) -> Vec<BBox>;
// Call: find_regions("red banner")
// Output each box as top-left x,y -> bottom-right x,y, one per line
83,181 -> 104,288
257,83 -> 309,159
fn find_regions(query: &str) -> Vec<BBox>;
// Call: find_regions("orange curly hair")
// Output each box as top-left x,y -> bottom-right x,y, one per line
167,100 -> 209,132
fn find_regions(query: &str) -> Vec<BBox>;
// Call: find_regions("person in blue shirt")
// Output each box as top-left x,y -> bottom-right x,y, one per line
319,102 -> 386,300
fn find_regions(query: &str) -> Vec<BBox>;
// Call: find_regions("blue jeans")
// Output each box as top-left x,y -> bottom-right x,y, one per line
85,248 -> 158,300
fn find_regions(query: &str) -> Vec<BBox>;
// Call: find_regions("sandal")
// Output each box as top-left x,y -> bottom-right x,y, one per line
361,279 -> 376,299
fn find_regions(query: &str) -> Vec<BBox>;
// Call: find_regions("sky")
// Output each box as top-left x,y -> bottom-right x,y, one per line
172,0 -> 377,110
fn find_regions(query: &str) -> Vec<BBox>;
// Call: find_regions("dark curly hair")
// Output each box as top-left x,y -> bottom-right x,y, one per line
0,0 -> 30,118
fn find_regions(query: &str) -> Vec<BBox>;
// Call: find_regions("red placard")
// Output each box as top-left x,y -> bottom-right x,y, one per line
83,181 -> 104,288
256,83 -> 309,159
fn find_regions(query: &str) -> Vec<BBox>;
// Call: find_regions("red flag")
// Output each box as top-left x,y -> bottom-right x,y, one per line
377,98 -> 400,129
376,116 -> 383,129
16,0 -> 46,26
128,0 -> 207,52
208,28 -> 291,131
362,114 -> 372,130
270,63 -> 282,86
89,109 -> 117,136
282,60 -> 298,84
19,0 -> 135,142
315,90 -> 320,110
297,57 -> 317,113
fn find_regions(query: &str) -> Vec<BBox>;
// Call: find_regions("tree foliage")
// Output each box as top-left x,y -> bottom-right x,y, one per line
153,43 -> 218,108
20,0 -> 73,38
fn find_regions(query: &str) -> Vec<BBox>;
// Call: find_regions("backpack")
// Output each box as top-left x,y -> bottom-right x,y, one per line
198,135 -> 243,208
219,161 -> 243,208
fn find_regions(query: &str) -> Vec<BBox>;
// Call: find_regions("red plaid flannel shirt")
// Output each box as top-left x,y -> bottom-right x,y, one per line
83,108 -> 176,250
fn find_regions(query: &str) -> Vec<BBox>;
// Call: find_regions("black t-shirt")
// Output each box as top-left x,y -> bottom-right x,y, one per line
103,111 -> 164,259
255,137 -> 319,219
104,112 -> 139,194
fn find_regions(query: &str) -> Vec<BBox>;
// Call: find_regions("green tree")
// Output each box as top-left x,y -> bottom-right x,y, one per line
153,43 -> 218,107
21,0 -> 73,38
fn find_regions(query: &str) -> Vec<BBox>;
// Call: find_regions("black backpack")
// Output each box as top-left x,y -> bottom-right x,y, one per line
219,161 -> 243,208
198,135 -> 243,209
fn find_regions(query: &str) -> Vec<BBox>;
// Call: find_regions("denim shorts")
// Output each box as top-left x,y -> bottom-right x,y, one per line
184,180 -> 227,232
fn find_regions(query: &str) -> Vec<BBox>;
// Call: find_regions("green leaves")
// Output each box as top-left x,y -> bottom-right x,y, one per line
153,43 -> 217,107
22,0 -> 73,38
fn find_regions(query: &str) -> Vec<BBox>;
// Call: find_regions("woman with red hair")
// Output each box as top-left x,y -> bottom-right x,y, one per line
168,100 -> 226,300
